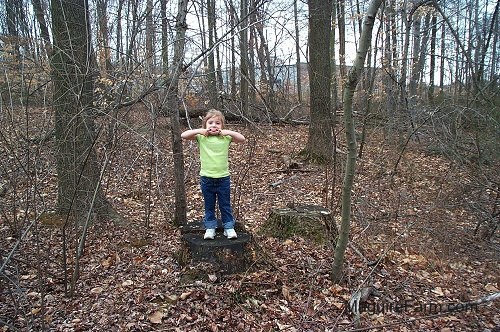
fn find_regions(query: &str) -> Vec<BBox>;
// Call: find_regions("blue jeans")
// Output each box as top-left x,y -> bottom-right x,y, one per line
200,176 -> 235,230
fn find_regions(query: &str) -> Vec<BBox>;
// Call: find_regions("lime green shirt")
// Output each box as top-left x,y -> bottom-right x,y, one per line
196,134 -> 232,178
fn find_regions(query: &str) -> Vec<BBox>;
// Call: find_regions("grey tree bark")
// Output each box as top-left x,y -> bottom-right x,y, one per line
161,0 -> 169,73
305,0 -> 333,162
229,3 -> 238,100
439,21 -> 445,93
383,0 -> 397,136
96,0 -> 112,74
428,14 -> 437,102
165,0 -> 189,226
294,0 -> 303,104
207,0 -> 218,108
146,0 -> 154,70
116,0 -> 125,67
489,7 -> 499,85
330,1 -> 338,109
32,0 -> 52,57
337,0 -> 347,91
51,0 -> 110,221
240,0 -> 249,115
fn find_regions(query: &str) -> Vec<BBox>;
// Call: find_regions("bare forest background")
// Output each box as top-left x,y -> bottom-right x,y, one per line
0,0 -> 499,330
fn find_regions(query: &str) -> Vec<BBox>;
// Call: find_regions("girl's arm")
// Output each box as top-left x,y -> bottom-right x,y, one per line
181,128 -> 206,140
221,129 -> 246,143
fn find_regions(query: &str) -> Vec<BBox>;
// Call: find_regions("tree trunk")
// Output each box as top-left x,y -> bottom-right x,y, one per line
337,0 -> 347,93
408,10 -> 421,109
383,0 -> 397,137
96,0 -> 113,74
330,1 -> 338,108
240,0 -> 249,115
294,0 -> 303,104
229,3 -> 237,100
477,0 -> 499,88
255,7 -> 275,110
125,0 -> 140,71
207,0 -> 218,108
116,0 -> 125,67
358,19 -> 381,159
145,0 -> 154,70
428,14 -> 437,102
5,0 -> 21,60
399,0 -> 415,137
490,9 -> 499,86
51,0 -> 109,222
248,0 -> 257,105
331,0 -> 383,282
161,0 -> 169,73
306,0 -> 333,162
439,22 -> 445,92
166,0 -> 189,226
31,0 -> 52,57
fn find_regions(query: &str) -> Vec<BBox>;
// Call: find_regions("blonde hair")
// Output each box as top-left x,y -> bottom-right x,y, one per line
202,109 -> 225,129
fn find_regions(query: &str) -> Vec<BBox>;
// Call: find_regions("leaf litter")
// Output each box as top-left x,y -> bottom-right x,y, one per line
0,110 -> 498,331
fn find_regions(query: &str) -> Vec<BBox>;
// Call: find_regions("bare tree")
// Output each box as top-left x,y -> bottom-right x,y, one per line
51,0 -> 111,221
207,0 -> 218,108
240,0 -> 249,115
331,0 -> 383,282
337,0 -> 347,91
428,13 -> 437,102
294,0 -> 303,104
165,0 -> 189,226
31,0 -> 52,56
51,0 -> 120,296
161,0 -> 169,73
145,0 -> 154,70
96,0 -> 113,74
305,0 -> 333,162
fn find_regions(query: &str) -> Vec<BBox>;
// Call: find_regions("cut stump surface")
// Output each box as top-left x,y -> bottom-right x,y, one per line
261,204 -> 338,244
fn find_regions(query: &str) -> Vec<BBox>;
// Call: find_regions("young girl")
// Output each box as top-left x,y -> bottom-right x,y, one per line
181,110 -> 245,240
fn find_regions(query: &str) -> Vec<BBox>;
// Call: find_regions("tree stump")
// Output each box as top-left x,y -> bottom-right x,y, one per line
261,204 -> 338,244
179,221 -> 253,274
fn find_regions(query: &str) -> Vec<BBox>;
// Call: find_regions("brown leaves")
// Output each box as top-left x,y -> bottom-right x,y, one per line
148,310 -> 164,324
2,121 -> 499,331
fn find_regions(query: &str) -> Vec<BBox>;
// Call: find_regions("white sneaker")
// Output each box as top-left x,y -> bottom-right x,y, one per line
224,229 -> 237,239
204,229 -> 216,240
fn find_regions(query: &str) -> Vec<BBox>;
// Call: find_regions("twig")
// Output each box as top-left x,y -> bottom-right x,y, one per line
269,175 -> 298,188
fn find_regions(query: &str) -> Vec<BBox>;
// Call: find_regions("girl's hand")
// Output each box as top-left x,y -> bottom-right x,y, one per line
207,127 -> 221,136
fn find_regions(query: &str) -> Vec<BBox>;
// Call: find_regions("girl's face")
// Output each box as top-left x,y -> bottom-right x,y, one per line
206,116 -> 223,131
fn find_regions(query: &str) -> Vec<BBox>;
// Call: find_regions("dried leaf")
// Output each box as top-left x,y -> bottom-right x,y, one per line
166,295 -> 179,304
276,321 -> 294,331
90,287 -> 103,294
148,310 -> 164,324
485,283 -> 498,292
282,285 -> 292,301
122,279 -> 134,287
180,291 -> 192,300
333,302 -> 344,309
432,287 -> 444,296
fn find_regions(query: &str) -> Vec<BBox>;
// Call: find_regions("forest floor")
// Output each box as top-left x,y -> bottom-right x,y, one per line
1,109 -> 499,331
